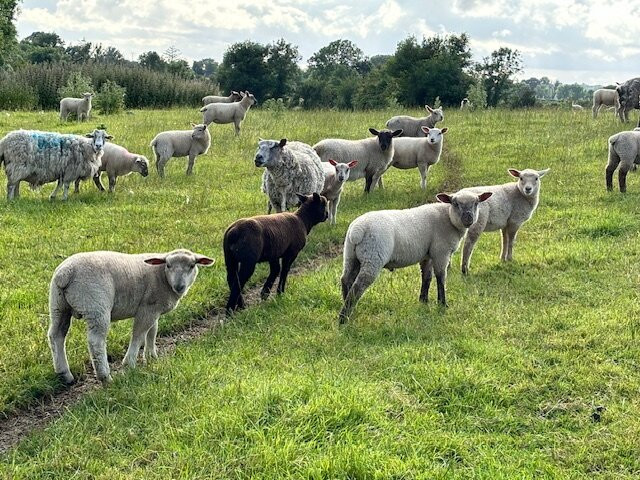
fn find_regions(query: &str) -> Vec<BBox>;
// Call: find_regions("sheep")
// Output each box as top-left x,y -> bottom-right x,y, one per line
459,168 -> 550,275
202,90 -> 242,105
150,123 -> 211,178
0,129 -> 110,200
382,126 -> 448,190
606,129 -> 640,192
616,78 -> 640,122
572,104 -> 584,112
199,90 -> 257,135
59,92 -> 93,122
255,138 -> 325,213
460,98 -> 470,110
224,193 -> 328,313
592,89 -> 620,118
48,249 -> 214,385
74,142 -> 149,193
385,105 -> 444,137
321,159 -> 358,225
338,190 -> 493,323
313,128 -> 403,193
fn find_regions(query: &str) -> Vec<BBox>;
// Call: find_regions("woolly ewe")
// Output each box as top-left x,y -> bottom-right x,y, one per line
48,249 -> 214,384
150,123 -> 211,177
385,105 -> 444,137
616,77 -> 640,122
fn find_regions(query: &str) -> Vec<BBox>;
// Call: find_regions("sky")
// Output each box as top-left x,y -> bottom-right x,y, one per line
14,0 -> 640,85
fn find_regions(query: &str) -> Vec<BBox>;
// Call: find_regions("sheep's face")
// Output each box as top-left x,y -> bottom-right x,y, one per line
134,156 -> 149,177
296,192 -> 329,223
85,129 -> 112,153
421,127 -> 448,145
83,93 -> 93,101
437,191 -> 493,228
242,91 -> 257,106
144,249 -> 215,296
191,124 -> 208,141
426,105 -> 444,122
254,138 -> 286,167
231,91 -> 243,101
369,128 -> 403,151
329,159 -> 358,183
510,168 -> 550,197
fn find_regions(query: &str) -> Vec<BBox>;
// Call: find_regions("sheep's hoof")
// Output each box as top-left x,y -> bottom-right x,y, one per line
260,290 -> 271,301
461,267 -> 469,276
98,374 -> 113,386
59,372 -> 76,385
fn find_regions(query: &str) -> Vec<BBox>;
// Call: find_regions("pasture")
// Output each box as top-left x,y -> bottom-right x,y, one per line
1,107 -> 640,478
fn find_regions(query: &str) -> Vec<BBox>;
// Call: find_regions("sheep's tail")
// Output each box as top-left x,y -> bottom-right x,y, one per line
199,106 -> 207,113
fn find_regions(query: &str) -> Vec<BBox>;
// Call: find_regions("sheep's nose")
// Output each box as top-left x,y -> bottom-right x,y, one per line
254,156 -> 264,166
525,186 -> 532,194
175,283 -> 186,294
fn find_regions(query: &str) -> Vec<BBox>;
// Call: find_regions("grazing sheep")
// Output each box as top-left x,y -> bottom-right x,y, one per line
59,92 -> 93,122
313,128 -> 403,193
606,130 -> 640,192
592,89 -> 620,118
48,249 -> 214,384
459,168 -> 550,275
74,142 -> 149,193
0,129 -> 109,200
572,104 -> 584,112
460,98 -> 470,110
339,190 -> 493,323
382,126 -> 448,190
321,159 -> 358,225
616,78 -> 640,122
150,123 -> 211,178
224,193 -> 328,313
202,90 -> 242,105
256,138 -> 326,213
200,90 -> 257,135
385,105 -> 444,137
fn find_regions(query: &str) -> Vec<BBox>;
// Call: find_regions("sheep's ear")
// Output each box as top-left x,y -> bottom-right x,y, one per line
312,192 -> 320,201
296,193 -> 307,205
279,138 -> 287,148
105,134 -> 113,140
195,255 -> 215,266
478,192 -> 493,202
421,126 -> 430,134
538,168 -> 550,177
392,129 -> 403,137
85,132 -> 94,138
191,122 -> 197,127
425,105 -> 433,112
441,127 -> 448,134
329,159 -> 338,166
369,128 -> 379,136
508,169 -> 521,178
436,193 -> 452,204
347,160 -> 358,168
144,257 -> 166,265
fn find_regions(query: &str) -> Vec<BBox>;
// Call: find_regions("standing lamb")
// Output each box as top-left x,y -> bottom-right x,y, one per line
150,123 -> 211,178
256,138 -> 325,213
200,90 -> 257,135
616,78 -> 640,122
74,142 -> 149,193
48,249 -> 214,384
0,129 -> 110,200
385,105 -> 444,137
459,168 -> 550,275
202,91 -> 242,105
382,126 -> 448,190
224,193 -> 328,313
460,98 -> 470,110
313,128 -> 403,193
59,92 -> 93,122
592,88 -> 620,118
321,159 -> 358,225
339,190 -> 493,323
606,129 -> 640,192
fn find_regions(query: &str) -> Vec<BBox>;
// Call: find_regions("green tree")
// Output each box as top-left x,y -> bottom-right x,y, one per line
477,47 -> 522,107
66,41 -> 92,64
168,59 -> 194,79
0,0 -> 20,66
266,38 -> 301,100
19,31 -> 66,64
192,58 -> 218,78
217,41 -> 270,101
139,51 -> 166,71
308,39 -> 370,77
466,76 -> 487,110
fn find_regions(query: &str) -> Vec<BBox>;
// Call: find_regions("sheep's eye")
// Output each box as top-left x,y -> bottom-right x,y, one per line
167,264 -> 172,269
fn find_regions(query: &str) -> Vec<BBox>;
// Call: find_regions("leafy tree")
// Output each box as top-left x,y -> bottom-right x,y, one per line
66,41 -> 92,64
93,45 -> 124,64
94,79 -> 126,114
19,31 -> 66,64
139,51 -> 166,71
556,83 -> 589,101
0,0 -> 20,66
57,71 -> 93,100
192,58 -> 218,78
266,38 -> 301,100
167,59 -> 194,79
476,47 -> 522,107
508,83 -> 537,108
217,41 -> 270,101
466,76 -> 487,109
21,31 -> 64,48
308,39 -> 370,77
354,66 -> 397,110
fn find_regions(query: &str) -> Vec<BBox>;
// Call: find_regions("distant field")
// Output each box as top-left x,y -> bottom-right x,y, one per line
2,107 -> 640,478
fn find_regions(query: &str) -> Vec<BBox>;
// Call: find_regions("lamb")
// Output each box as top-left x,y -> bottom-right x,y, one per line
150,123 -> 211,178
592,89 -> 620,118
255,138 -> 325,213
339,190 -> 493,323
572,104 -> 584,112
224,193 -> 328,313
59,92 -> 93,122
48,249 -> 214,385
74,142 -> 149,193
383,126 -> 448,190
606,130 -> 640,192
202,90 -> 242,105
199,90 -> 257,135
459,168 -> 550,275
321,159 -> 358,225
616,78 -> 640,122
0,129 -> 109,200
313,128 -> 403,193
460,98 -> 470,110
385,105 -> 444,137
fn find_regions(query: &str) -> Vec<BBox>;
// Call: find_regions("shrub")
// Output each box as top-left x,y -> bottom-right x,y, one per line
262,98 -> 286,112
466,77 -> 487,110
94,80 -> 126,114
57,71 -> 93,100
0,71 -> 37,109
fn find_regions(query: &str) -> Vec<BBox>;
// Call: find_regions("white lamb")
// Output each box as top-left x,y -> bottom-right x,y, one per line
321,159 -> 358,225
313,128 -> 403,193
200,90 -> 257,135
59,92 -> 93,122
255,138 -> 325,213
385,105 -> 444,137
150,123 -> 211,177
202,91 -> 242,105
48,249 -> 214,384
459,168 -> 550,275
339,190 -> 493,323
606,129 -> 640,192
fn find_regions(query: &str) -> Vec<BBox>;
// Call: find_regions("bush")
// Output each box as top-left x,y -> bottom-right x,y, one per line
262,98 -> 286,112
94,80 -> 125,115
507,83 -> 537,109
466,77 -> 487,110
0,71 -> 37,109
57,71 -> 93,100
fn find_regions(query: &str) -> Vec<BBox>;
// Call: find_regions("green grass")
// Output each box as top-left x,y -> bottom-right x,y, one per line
2,107 -> 640,478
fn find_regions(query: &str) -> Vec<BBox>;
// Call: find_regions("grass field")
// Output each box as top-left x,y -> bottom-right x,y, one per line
1,107 -> 640,478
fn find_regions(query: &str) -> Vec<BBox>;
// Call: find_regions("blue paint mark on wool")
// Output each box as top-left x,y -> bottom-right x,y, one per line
29,132 -> 75,152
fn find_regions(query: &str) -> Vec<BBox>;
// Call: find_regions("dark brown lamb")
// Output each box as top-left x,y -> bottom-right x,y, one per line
223,192 -> 328,313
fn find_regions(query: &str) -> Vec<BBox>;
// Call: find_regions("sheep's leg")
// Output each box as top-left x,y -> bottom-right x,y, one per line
123,313 -> 157,369
48,308 -> 75,385
225,259 -> 242,313
500,229 -> 510,261
504,226 -> 519,261
370,171 -> 384,192
261,260 -> 281,300
435,267 -> 448,307
108,175 -> 116,193
419,258 -> 433,303
330,197 -> 340,225
341,257 -> 361,301
86,315 -> 112,384
236,260 -> 257,309
62,182 -> 71,201
619,163 -> 631,193
143,318 -> 159,362
93,174 -> 105,191
74,178 -> 81,194
49,179 -> 63,200
13,182 -> 19,198
364,174 -> 374,193
592,104 -> 599,119
461,225 -> 483,275
156,156 -> 168,178
606,155 -> 620,191
186,154 -> 196,175
277,253 -> 297,294
234,121 -> 240,136
7,182 -> 16,200
377,177 -> 385,189
339,263 -> 379,324
419,165 -> 429,190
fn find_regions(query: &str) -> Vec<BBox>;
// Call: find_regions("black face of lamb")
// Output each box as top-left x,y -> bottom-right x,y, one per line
376,131 -> 394,151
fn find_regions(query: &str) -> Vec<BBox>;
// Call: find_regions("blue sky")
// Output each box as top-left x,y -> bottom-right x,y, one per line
14,0 -> 640,84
